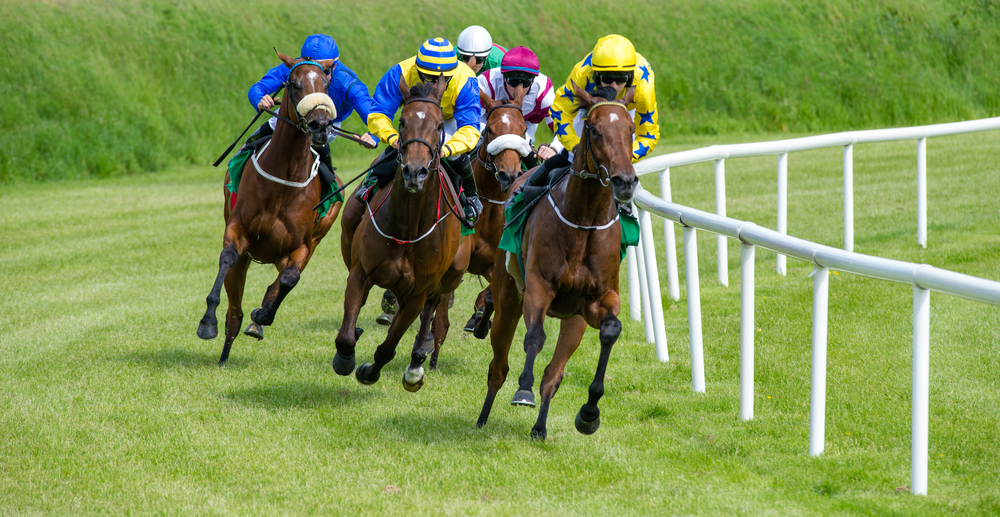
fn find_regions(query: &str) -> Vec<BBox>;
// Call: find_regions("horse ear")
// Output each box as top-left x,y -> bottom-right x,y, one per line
571,80 -> 593,109
276,49 -> 296,69
479,89 -> 495,111
431,76 -> 448,102
621,85 -> 636,107
398,74 -> 411,102
317,59 -> 336,74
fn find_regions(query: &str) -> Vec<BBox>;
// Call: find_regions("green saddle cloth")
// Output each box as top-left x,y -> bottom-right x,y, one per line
498,189 -> 640,282
226,148 -> 343,218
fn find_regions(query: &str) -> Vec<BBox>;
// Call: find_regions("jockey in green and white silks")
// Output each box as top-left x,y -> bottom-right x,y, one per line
456,25 -> 507,77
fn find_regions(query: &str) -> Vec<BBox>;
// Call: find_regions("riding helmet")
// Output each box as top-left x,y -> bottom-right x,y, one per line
456,25 -> 493,57
300,34 -> 340,61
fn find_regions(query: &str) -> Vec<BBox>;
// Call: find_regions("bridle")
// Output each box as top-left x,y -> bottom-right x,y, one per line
569,100 -> 631,187
396,96 -> 445,173
475,103 -> 524,177
259,60 -> 333,134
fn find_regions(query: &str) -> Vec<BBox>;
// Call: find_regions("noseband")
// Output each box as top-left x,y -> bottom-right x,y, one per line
261,60 -> 333,134
397,97 -> 445,172
570,100 -> 630,187
476,103 -> 527,181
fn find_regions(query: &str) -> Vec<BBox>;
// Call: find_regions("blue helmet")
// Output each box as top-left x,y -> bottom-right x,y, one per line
300,34 -> 339,61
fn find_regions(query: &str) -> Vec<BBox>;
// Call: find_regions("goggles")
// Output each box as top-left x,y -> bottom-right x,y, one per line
417,71 -> 449,85
595,70 -> 634,86
503,72 -> 534,89
459,53 -> 486,65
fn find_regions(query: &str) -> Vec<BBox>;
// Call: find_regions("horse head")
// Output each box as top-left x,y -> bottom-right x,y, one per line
479,88 -> 530,194
572,82 -> 639,204
276,50 -> 338,147
396,77 -> 447,193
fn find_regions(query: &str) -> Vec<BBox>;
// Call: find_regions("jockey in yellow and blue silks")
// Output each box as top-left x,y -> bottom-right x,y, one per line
241,34 -> 378,182
357,38 -> 484,226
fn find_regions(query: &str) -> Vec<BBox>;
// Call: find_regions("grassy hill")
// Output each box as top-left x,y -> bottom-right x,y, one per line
1,0 -> 998,182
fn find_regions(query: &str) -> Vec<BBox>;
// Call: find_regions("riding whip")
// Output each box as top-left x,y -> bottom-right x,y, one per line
212,85 -> 285,167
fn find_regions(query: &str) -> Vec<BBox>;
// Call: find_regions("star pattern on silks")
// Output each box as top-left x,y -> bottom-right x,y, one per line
550,107 -> 563,120
582,53 -> 592,67
639,64 -> 651,82
638,109 -> 655,125
634,140 -> 650,158
637,131 -> 655,140
554,121 -> 570,136
584,76 -> 596,92
562,87 -> 577,104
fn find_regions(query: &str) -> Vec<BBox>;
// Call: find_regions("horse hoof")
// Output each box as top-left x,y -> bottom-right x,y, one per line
243,322 -> 264,340
355,327 -> 364,340
575,411 -> 601,435
402,366 -> 425,392
375,313 -> 393,326
332,352 -> 355,376
530,426 -> 547,441
473,318 -> 492,340
511,390 -> 536,407
463,311 -> 482,333
355,363 -> 380,385
197,323 -> 218,340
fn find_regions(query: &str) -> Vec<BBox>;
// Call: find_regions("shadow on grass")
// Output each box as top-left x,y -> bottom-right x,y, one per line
224,381 -> 376,409
377,408 -> 538,443
124,347 -> 251,370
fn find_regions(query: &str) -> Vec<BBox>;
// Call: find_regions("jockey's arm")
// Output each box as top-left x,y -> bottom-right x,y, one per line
630,59 -> 659,162
366,65 -> 406,148
248,64 -> 288,110
548,64 -> 589,153
340,68 -> 380,146
441,78 -> 483,158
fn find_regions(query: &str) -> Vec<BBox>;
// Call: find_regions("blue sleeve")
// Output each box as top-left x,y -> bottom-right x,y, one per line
453,77 -> 481,131
247,64 -> 289,109
370,65 -> 405,123
333,64 -> 376,125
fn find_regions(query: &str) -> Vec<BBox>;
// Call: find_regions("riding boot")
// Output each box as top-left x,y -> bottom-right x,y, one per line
315,143 -> 336,189
521,152 -> 539,172
445,152 -> 481,227
241,121 -> 275,153
354,146 -> 398,202
525,148 -> 572,187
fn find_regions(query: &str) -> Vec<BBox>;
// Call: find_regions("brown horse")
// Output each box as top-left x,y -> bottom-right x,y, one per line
197,51 -> 343,364
475,83 -> 639,440
334,79 -> 471,391
424,88 -> 531,369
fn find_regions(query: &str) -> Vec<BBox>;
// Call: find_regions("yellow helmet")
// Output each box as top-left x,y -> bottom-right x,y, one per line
590,34 -> 636,72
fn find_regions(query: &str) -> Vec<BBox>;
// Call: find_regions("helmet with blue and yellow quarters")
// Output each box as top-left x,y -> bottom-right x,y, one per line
415,38 -> 459,76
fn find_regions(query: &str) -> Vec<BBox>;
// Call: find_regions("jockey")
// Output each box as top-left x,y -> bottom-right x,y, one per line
357,37 -> 484,227
528,34 -> 659,186
477,46 -> 558,169
456,25 -> 507,77
242,34 -> 378,181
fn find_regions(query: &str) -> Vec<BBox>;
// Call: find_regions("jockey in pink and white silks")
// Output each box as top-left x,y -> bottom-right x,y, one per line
477,46 -> 557,169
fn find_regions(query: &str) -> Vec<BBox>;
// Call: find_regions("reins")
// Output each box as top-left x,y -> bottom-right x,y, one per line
475,103 -> 528,205
569,100 -> 630,186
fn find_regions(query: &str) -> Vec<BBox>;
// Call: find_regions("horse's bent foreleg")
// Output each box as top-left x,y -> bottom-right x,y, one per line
531,315 -> 587,441
198,243 -> 241,340
464,285 -> 490,334
219,254 -> 251,363
356,292 -> 426,385
472,285 -> 494,339
476,262 -> 522,428
333,267 -> 372,376
252,245 -> 311,327
403,295 -> 439,392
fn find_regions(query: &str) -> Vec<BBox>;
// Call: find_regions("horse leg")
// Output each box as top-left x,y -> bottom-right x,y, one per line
574,293 -> 623,435
248,245 -> 310,332
219,254 -> 251,364
402,295 -> 439,392
476,264 -> 522,428
531,315 -> 587,441
511,280 -> 555,408
244,278 -> 279,340
428,292 -> 451,370
197,241 -> 243,340
333,267 -> 373,376
472,285 -> 494,339
355,293 -> 426,385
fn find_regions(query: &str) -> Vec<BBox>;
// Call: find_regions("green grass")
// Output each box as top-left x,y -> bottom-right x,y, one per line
2,0 -> 999,181
1,131 -> 999,514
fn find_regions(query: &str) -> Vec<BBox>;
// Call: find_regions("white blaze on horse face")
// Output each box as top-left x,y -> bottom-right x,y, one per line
609,113 -> 619,122
416,111 -> 426,120
307,70 -> 320,83
501,113 -> 510,126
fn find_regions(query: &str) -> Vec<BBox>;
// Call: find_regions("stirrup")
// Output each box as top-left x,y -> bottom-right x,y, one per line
354,181 -> 375,203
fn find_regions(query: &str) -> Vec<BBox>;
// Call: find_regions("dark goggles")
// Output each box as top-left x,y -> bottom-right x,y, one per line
459,53 -> 486,65
504,72 -> 535,89
417,71 -> 449,84
595,70 -> 634,86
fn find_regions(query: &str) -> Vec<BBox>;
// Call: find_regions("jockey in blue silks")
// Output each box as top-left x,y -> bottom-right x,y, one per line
242,34 -> 378,179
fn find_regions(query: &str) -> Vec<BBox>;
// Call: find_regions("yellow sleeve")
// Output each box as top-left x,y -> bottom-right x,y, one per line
630,54 -> 659,162
549,58 -> 591,152
441,125 -> 482,158
367,113 -> 399,147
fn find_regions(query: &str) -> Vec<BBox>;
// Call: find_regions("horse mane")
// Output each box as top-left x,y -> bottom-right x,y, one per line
408,82 -> 437,101
591,85 -> 619,102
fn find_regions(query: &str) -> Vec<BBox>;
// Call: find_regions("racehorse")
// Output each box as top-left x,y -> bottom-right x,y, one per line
425,88 -> 531,369
475,83 -> 639,440
334,78 -> 471,391
197,51 -> 343,364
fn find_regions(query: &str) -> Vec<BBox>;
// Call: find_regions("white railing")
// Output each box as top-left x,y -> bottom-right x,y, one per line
630,117 -> 1000,300
629,188 -> 1000,496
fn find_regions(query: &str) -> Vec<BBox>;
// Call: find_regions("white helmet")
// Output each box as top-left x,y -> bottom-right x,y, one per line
456,25 -> 493,57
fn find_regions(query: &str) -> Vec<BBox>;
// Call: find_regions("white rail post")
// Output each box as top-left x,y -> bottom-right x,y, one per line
639,208 -> 669,361
844,143 -> 854,252
777,153 -> 788,275
715,159 -> 728,286
739,242 -> 755,421
683,226 -> 705,393
809,267 -> 830,456
634,225 -> 654,343
917,137 -> 927,248
627,247 -> 641,321
912,286 -> 930,495
660,168 -> 680,301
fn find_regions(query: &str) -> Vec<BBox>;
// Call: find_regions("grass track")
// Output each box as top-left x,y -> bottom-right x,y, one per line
1,132 -> 999,515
